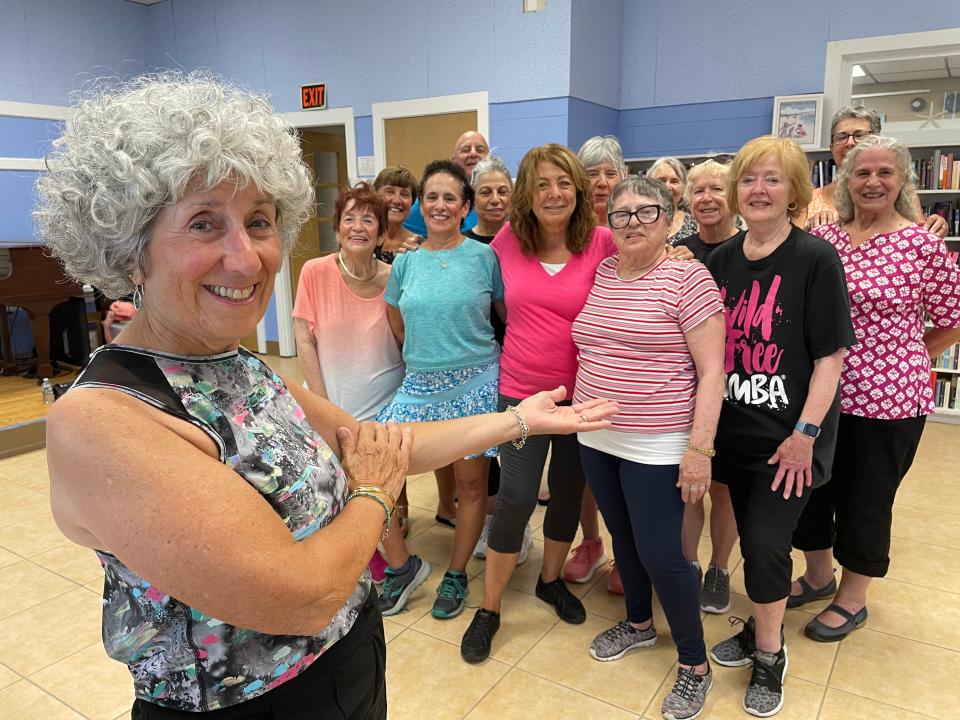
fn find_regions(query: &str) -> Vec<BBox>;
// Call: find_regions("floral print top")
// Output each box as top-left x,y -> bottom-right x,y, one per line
72,345 -> 369,712
812,223 -> 960,419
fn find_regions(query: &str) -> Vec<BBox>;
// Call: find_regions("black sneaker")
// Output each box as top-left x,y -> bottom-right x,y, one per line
535,575 -> 586,624
743,646 -> 788,717
700,565 -> 731,614
460,608 -> 501,663
710,616 -> 755,667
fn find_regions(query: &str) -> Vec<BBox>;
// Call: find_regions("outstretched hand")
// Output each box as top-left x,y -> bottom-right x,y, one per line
515,386 -> 618,436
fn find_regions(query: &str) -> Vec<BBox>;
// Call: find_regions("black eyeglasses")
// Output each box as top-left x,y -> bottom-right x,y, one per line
831,130 -> 872,145
688,154 -> 734,168
608,205 -> 664,228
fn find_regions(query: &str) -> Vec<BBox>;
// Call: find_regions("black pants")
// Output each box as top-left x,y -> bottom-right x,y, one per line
131,588 -> 386,719
580,446 -> 706,666
714,458 -> 811,604
487,393 -> 586,553
793,413 -> 926,577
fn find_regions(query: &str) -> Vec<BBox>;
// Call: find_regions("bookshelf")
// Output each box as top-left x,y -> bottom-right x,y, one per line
931,340 -> 960,425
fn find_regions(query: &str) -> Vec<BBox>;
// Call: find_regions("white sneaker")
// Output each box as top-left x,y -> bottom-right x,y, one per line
518,523 -> 533,565
473,514 -> 493,559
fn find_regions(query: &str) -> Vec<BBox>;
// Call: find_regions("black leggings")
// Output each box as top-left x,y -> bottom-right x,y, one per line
131,587 -> 386,719
714,458 -> 811,604
793,413 -> 926,577
487,393 -> 587,553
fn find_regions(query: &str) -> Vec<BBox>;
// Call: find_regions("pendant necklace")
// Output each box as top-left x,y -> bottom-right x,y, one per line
338,251 -> 378,282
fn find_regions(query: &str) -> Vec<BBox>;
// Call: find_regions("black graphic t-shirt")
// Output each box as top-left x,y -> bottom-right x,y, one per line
706,227 -> 856,487
676,231 -> 737,264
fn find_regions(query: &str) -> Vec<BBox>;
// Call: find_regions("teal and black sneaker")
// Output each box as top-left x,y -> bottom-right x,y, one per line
432,569 -> 469,619
378,554 -> 432,617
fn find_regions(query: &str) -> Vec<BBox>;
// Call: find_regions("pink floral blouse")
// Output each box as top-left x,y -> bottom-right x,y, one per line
813,223 -> 960,419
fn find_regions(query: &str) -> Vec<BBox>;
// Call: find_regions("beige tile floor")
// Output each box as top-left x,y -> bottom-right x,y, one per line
0,371 -> 957,718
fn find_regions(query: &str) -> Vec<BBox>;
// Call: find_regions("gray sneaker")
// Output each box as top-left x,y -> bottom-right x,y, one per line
744,646 -> 788,717
710,616 -> 755,667
700,565 -> 731,614
378,555 -> 432,617
661,666 -> 712,720
589,620 -> 657,661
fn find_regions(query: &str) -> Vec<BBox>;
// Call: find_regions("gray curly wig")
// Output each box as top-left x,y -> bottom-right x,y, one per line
834,135 -> 919,225
34,71 -> 314,298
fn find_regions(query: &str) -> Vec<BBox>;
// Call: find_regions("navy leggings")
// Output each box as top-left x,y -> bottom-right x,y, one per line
579,445 -> 706,666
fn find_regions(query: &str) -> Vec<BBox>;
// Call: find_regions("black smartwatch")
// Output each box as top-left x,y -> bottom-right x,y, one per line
794,421 -> 821,439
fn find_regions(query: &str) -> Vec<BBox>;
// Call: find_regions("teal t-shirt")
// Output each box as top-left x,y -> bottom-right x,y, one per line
385,238 -> 503,372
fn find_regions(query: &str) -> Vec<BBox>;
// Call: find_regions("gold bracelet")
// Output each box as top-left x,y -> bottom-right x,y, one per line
350,484 -> 397,509
686,442 -> 716,458
346,490 -> 392,530
506,405 -> 529,450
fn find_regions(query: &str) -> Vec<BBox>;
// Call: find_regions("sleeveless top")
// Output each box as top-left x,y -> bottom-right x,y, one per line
72,344 -> 370,712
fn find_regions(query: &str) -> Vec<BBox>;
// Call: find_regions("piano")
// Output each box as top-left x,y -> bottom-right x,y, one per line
0,245 -> 84,378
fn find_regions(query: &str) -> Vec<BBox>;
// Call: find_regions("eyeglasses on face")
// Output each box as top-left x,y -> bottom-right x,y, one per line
607,205 -> 664,228
831,130 -> 872,145
689,154 -> 734,168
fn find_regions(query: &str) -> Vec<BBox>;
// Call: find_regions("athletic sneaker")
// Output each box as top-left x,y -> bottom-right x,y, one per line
589,619 -> 657,661
368,549 -> 389,585
606,562 -> 624,594
378,555 -> 432,617
710,616 -> 756,667
691,560 -> 703,590
473,514 -> 493,559
518,523 -> 533,565
460,608 -> 501,663
535,575 -> 586,623
699,565 -> 731,614
744,647 -> 788,717
432,569 -> 469,619
563,537 -> 608,583
661,666 -> 712,720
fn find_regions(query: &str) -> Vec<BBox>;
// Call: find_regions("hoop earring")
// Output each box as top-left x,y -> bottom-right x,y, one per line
787,201 -> 798,212
133,285 -> 144,311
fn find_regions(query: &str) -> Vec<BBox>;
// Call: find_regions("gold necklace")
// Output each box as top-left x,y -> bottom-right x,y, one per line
338,251 -> 378,282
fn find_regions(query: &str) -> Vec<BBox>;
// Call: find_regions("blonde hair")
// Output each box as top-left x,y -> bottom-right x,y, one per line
727,136 -> 812,220
685,160 -> 731,206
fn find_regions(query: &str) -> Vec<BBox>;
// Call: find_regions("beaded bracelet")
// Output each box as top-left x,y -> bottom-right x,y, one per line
506,405 -> 529,450
351,484 -> 398,509
346,490 -> 392,531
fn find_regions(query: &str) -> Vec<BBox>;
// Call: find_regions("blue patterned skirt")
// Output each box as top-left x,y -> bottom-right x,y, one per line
376,361 -> 499,458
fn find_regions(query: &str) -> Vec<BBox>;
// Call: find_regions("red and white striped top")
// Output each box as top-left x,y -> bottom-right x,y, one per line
572,257 -> 723,433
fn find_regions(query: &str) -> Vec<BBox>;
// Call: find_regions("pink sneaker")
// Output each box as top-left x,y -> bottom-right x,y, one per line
368,550 -> 388,585
606,562 -> 624,594
562,538 -> 608,583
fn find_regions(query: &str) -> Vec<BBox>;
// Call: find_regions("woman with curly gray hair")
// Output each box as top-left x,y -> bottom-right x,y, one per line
35,72 -> 617,719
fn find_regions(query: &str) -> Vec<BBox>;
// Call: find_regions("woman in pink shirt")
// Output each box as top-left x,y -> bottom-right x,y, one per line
790,135 -> 960,641
459,144 -> 617,663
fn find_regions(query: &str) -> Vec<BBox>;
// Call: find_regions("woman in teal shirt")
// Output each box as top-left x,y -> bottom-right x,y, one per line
376,159 -> 504,621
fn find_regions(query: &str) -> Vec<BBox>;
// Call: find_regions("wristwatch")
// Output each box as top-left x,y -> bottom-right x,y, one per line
794,421 -> 821,439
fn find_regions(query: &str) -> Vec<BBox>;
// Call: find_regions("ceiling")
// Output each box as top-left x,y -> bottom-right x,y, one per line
853,56 -> 959,85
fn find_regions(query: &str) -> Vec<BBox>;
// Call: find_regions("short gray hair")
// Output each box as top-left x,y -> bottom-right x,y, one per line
830,105 -> 882,137
577,135 -> 627,177
834,135 -> 919,224
646,156 -> 687,187
608,175 -> 675,224
471,155 -> 512,189
34,71 -> 314,298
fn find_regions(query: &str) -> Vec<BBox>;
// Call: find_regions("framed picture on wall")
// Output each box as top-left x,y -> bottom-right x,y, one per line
772,94 -> 823,147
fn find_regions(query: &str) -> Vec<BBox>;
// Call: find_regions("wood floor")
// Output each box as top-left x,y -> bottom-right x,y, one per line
0,371 -> 78,428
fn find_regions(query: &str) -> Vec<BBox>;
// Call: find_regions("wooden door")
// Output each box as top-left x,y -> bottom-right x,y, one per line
385,111 -> 477,179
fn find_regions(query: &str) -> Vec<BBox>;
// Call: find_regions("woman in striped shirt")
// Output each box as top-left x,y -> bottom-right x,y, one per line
573,175 -> 726,720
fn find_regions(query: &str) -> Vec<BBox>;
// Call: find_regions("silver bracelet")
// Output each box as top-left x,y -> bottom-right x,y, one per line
346,490 -> 392,531
506,405 -> 529,450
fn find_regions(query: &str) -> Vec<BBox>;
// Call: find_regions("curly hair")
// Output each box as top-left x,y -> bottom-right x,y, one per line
420,159 -> 475,211
34,71 -> 314,298
510,144 -> 595,255
834,135 -> 919,225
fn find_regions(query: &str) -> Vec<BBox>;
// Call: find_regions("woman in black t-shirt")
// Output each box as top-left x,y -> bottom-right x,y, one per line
705,137 -> 856,718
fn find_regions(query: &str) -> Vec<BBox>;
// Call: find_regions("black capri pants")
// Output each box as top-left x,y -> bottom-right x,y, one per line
132,586 -> 386,719
487,393 -> 587,553
793,412 -> 926,577
713,457 -> 811,604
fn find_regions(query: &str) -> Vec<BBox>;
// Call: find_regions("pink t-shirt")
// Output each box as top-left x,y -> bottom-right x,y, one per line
813,223 -> 960,419
492,223 -> 616,399
292,254 -> 404,421
573,257 -> 723,432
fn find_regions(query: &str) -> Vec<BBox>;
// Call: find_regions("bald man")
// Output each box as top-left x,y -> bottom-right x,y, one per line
403,130 -> 489,237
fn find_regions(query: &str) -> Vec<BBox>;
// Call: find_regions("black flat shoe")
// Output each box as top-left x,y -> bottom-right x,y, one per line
435,514 -> 456,528
786,573 -> 837,609
804,603 -> 867,642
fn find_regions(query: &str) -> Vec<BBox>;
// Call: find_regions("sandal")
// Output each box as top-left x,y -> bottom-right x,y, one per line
786,572 -> 837,609
804,603 -> 867,642
435,514 -> 456,529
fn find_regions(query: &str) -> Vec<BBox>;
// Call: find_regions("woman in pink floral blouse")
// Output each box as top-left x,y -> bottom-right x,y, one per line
789,135 -> 960,641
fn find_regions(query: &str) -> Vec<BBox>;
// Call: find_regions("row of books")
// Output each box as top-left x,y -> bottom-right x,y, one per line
914,150 -> 960,190
933,375 -> 960,411
923,202 -> 960,238
933,342 -> 960,371
810,159 -> 837,189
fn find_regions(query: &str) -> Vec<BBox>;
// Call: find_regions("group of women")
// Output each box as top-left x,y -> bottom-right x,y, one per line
38,71 -> 960,720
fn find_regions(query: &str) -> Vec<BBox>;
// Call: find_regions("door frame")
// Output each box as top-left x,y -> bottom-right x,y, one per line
371,91 -> 489,174
275,107 -> 357,356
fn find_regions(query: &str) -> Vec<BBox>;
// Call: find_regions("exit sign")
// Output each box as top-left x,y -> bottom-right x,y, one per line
301,83 -> 327,110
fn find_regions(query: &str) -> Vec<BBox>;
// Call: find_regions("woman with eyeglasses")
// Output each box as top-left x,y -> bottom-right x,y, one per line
798,106 -> 948,238
573,175 -> 725,720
